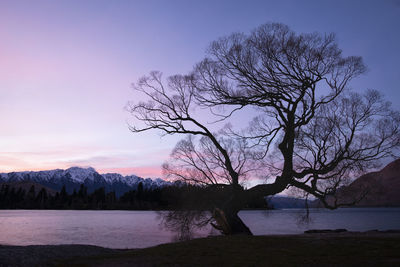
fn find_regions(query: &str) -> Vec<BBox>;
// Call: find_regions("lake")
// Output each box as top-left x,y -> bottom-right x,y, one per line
0,208 -> 399,248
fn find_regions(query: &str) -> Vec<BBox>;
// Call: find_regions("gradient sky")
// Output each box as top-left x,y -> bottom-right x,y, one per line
0,0 -> 399,178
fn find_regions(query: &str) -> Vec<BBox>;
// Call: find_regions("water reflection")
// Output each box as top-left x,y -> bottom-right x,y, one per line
257,208 -> 314,227
157,208 -> 314,240
0,209 -> 398,248
158,210 -> 215,241
294,209 -> 314,226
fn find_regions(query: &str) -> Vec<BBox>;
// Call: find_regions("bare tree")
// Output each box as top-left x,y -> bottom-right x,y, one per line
128,23 -> 400,235
163,133 -> 256,187
128,72 -> 255,234
193,23 -> 399,206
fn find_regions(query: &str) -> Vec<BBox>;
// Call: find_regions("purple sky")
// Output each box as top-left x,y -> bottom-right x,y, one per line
0,0 -> 399,178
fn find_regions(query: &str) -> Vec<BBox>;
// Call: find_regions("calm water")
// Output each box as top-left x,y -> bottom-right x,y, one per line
0,208 -> 399,248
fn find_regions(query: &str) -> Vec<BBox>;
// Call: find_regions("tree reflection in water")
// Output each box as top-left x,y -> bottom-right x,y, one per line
158,210 -> 215,242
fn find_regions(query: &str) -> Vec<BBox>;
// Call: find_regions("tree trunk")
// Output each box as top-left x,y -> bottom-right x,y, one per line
226,210 -> 253,235
210,184 -> 253,235
212,207 -> 252,235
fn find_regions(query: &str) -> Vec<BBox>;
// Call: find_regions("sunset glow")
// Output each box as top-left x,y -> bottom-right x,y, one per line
1,0 -> 399,178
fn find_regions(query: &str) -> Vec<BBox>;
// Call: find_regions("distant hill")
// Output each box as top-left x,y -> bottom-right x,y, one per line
0,167 -> 174,197
268,159 -> 400,209
324,159 -> 400,207
266,196 -> 309,209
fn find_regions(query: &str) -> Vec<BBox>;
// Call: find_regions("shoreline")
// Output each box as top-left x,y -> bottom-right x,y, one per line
1,232 -> 399,266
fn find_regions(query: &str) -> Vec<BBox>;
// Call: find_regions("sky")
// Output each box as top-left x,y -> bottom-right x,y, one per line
0,0 -> 399,178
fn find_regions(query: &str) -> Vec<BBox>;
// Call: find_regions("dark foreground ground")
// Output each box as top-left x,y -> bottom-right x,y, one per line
1,233 -> 399,266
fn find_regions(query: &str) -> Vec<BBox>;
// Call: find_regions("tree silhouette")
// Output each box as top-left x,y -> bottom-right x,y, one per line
129,23 -> 400,235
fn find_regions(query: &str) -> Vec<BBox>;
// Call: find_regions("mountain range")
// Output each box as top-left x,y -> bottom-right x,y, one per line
0,167 -> 173,197
1,158 -> 399,205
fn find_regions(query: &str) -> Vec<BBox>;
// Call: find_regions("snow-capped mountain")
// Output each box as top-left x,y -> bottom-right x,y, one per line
0,167 -> 172,197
